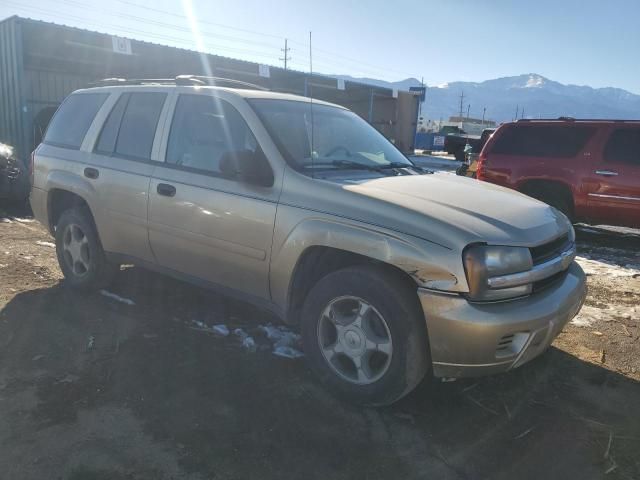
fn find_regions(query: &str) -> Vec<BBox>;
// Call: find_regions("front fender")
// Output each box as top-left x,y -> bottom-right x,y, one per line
269,207 -> 468,314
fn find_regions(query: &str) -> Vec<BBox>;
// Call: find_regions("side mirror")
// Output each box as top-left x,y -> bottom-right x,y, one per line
219,149 -> 274,187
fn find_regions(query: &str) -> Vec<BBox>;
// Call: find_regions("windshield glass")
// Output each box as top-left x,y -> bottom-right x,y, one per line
249,99 -> 412,171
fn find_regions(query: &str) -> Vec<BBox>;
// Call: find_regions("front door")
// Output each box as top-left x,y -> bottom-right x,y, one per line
587,126 -> 640,228
148,93 -> 279,301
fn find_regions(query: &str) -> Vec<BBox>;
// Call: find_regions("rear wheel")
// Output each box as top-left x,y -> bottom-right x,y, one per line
301,265 -> 430,406
55,207 -> 118,289
527,186 -> 573,221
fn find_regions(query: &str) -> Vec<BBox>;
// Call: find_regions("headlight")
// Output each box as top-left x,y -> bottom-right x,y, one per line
463,245 -> 533,302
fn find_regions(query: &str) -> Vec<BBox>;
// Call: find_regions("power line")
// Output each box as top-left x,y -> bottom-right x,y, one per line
8,0 -> 422,82
6,2 -> 280,60
112,0 -> 419,79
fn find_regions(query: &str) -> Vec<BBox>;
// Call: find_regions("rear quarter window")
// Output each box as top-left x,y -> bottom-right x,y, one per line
44,93 -> 109,149
490,124 -> 594,158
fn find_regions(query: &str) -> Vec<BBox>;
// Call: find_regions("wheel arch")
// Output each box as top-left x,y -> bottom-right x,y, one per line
269,218 -> 460,325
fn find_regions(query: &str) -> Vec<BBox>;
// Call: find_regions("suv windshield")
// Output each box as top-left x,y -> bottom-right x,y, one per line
249,99 -> 413,171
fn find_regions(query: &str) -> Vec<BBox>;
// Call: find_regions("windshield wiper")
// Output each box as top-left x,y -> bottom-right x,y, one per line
377,162 -> 413,169
304,160 -> 385,171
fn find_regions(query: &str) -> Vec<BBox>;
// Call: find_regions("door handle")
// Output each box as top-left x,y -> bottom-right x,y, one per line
84,167 -> 99,179
156,183 -> 176,197
594,170 -> 619,177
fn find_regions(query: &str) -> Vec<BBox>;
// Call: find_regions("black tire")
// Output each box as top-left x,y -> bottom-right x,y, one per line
55,207 -> 118,290
530,188 -> 573,221
454,148 -> 465,162
301,265 -> 430,406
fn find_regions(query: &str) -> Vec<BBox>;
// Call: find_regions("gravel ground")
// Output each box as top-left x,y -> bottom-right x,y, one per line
1,203 -> 639,480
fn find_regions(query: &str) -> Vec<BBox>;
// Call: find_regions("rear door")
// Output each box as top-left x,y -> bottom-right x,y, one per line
147,92 -> 279,301
86,90 -> 168,261
587,126 -> 640,227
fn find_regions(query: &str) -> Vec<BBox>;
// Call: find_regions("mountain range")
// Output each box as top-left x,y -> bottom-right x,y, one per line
335,74 -> 640,123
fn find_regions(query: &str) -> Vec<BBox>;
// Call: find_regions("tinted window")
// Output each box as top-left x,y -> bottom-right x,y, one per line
95,94 -> 129,155
166,95 -> 258,175
491,125 -> 594,158
115,93 -> 166,160
604,129 -> 640,165
44,93 -> 108,149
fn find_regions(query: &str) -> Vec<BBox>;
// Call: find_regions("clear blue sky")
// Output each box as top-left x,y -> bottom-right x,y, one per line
2,0 -> 639,93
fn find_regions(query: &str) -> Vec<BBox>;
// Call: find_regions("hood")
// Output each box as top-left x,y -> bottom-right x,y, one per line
340,173 -> 570,250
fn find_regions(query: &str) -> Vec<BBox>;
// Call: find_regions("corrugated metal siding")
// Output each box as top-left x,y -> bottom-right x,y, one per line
0,17 -> 26,158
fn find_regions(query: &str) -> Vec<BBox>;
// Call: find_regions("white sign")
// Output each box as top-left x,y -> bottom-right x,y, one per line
258,64 -> 271,78
337,78 -> 345,90
111,36 -> 132,55
433,136 -> 445,148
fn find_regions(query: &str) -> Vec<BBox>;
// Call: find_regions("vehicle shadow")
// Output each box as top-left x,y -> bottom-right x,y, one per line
0,267 -> 638,480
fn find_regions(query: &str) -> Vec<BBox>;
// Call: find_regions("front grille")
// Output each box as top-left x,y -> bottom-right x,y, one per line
530,234 -> 570,265
532,269 -> 568,293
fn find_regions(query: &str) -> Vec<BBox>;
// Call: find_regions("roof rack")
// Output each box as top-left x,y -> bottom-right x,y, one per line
517,117 -> 640,123
92,75 -> 268,91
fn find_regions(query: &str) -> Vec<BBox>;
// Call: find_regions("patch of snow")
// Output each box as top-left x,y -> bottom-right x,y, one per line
212,324 -> 230,336
258,323 -> 303,358
525,75 -> 545,88
575,255 -> 640,278
36,241 -> 55,248
435,82 -> 449,89
13,218 -> 35,223
273,346 -> 304,359
242,335 -> 257,352
100,290 -> 136,306
571,304 -> 638,327
0,218 -> 12,223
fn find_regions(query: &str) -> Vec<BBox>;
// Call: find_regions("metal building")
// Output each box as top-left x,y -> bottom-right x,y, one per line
0,15 -> 420,160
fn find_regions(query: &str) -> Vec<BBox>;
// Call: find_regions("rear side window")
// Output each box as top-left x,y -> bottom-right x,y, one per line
95,94 -> 129,155
95,92 -> 166,160
44,93 -> 108,149
491,125 -> 594,158
604,129 -> 640,165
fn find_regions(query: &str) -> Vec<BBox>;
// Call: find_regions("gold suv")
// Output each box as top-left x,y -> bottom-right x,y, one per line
31,78 -> 586,405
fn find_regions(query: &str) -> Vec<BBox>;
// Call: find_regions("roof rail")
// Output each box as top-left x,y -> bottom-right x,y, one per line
91,75 -> 268,91
517,117 -> 640,123
175,75 -> 268,90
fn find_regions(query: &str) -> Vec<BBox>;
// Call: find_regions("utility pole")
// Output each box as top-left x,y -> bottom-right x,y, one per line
482,107 -> 486,125
466,104 -> 470,120
514,105 -> 519,121
458,91 -> 465,119
280,38 -> 291,70
521,108 -> 525,119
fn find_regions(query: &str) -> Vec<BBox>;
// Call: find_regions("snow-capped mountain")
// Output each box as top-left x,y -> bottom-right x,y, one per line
334,73 -> 640,123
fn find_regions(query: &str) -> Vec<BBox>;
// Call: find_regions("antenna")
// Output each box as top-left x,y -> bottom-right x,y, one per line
309,31 -> 315,177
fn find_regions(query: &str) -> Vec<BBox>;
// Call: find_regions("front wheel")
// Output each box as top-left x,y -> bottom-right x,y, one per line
301,265 -> 430,406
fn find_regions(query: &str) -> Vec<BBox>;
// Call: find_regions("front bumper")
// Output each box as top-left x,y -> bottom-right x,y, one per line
419,261 -> 586,378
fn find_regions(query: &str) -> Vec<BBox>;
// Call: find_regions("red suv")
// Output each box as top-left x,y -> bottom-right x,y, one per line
477,119 -> 640,228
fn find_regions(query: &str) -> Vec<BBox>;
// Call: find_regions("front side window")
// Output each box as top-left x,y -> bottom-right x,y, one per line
604,129 -> 640,165
248,99 -> 412,171
44,93 -> 108,149
166,94 -> 258,175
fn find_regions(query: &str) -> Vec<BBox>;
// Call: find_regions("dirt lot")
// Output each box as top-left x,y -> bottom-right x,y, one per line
1,203 -> 639,480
